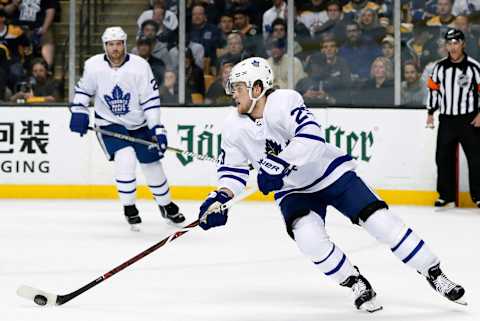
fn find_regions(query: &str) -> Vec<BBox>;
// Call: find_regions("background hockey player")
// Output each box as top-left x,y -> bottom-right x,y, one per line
197,57 -> 466,311
69,26 -> 185,229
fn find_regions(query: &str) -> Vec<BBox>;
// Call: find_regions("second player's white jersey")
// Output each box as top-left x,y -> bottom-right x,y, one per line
217,89 -> 357,202
70,54 -> 162,130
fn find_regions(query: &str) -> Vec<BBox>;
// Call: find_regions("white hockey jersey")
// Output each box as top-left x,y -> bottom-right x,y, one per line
70,54 -> 162,130
217,89 -> 357,202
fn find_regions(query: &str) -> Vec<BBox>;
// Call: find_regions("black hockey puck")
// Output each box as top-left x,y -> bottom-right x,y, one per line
34,294 -> 48,306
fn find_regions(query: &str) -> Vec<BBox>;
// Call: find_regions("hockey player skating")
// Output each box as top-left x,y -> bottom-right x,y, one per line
197,57 -> 466,311
69,27 -> 185,230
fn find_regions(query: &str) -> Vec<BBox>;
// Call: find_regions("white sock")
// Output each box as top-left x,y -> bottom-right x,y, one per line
114,147 -> 137,206
140,161 -> 171,206
360,209 -> 439,276
293,211 -> 358,284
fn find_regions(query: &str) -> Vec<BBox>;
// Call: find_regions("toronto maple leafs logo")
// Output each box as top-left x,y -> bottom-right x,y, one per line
251,60 -> 260,67
265,139 -> 283,156
104,85 -> 131,116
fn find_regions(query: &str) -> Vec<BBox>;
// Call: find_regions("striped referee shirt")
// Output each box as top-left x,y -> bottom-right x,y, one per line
427,54 -> 480,115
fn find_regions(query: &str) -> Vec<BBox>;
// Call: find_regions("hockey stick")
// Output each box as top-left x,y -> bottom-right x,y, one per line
16,187 -> 258,307
88,126 -> 218,163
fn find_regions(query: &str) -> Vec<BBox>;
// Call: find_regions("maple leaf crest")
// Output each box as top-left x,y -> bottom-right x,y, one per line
104,85 -> 131,116
265,139 -> 283,156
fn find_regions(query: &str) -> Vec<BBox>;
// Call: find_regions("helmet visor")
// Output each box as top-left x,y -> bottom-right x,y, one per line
225,81 -> 247,96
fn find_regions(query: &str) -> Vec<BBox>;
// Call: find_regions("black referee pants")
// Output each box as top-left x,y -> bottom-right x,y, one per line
436,113 -> 480,202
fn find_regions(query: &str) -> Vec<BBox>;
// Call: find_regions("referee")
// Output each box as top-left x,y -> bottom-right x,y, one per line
427,28 -> 480,208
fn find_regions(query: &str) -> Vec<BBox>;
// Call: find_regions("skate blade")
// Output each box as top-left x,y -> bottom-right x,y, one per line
359,298 -> 383,313
130,224 -> 141,232
165,219 -> 187,228
452,298 -> 468,306
434,204 -> 455,212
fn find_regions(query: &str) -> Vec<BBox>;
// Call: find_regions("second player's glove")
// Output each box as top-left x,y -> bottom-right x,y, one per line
151,125 -> 168,158
198,190 -> 232,230
257,154 -> 295,195
69,112 -> 89,136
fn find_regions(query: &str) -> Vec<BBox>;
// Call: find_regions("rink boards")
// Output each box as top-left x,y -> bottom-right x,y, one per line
0,106 -> 473,206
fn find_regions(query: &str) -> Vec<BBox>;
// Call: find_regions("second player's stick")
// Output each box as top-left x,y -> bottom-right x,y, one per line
17,187 -> 258,306
88,126 -> 218,162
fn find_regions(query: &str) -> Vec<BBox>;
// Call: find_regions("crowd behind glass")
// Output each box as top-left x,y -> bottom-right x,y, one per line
1,0 -> 478,107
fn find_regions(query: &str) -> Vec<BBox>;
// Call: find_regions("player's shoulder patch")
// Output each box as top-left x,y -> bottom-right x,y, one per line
127,53 -> 150,69
268,89 -> 303,105
84,54 -> 106,66
265,89 -> 305,118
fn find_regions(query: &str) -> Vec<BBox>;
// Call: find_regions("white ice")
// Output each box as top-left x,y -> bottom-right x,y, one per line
1,200 -> 478,321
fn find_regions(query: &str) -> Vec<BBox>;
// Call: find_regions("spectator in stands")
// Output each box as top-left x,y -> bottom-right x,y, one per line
11,0 -> 56,68
267,38 -> 305,89
185,48 -> 205,103
311,0 -> 347,45
355,56 -> 394,106
217,32 -> 252,69
187,0 -> 223,26
293,5 -> 313,40
159,69 -> 178,104
403,22 -> 432,70
228,0 -> 262,26
149,0 -> 177,12
454,15 -> 480,59
342,0 -> 385,22
317,34 -> 352,105
168,32 -> 205,71
265,18 -> 303,56
296,55 -> 335,105
357,7 -> 386,44
426,0 -> 455,28
217,11 -> 234,58
205,59 -> 234,105
410,0 -> 436,23
10,58 -> 60,103
232,6 -> 265,57
135,36 -> 165,86
421,38 -> 448,84
339,21 -> 381,83
0,45 -> 7,100
132,20 -> 175,71
137,0 -> 178,34
452,0 -> 480,16
0,8 -> 30,91
298,0 -> 328,36
262,0 -> 286,39
189,3 -> 221,73
401,61 -> 427,106
381,34 -> 394,62
0,0 -> 18,18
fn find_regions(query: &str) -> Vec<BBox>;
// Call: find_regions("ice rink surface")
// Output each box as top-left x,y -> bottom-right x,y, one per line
1,199 -> 478,321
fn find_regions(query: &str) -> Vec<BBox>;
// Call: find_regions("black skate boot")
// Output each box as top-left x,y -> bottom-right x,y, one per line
434,198 -> 455,208
426,263 -> 466,305
341,267 -> 383,313
159,202 -> 185,224
124,205 -> 142,231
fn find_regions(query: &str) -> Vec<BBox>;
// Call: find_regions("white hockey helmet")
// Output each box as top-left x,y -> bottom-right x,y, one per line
101,26 -> 127,53
226,57 -> 274,113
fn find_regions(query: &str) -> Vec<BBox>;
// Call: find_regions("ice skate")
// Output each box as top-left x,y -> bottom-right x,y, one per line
341,267 -> 383,313
159,202 -> 185,224
434,198 -> 455,211
426,264 -> 467,305
124,205 -> 142,231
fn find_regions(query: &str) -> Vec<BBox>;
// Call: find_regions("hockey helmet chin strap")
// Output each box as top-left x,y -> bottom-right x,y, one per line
246,85 -> 268,114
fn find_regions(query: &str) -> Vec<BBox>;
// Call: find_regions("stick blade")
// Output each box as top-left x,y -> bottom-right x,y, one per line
17,285 -> 58,306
